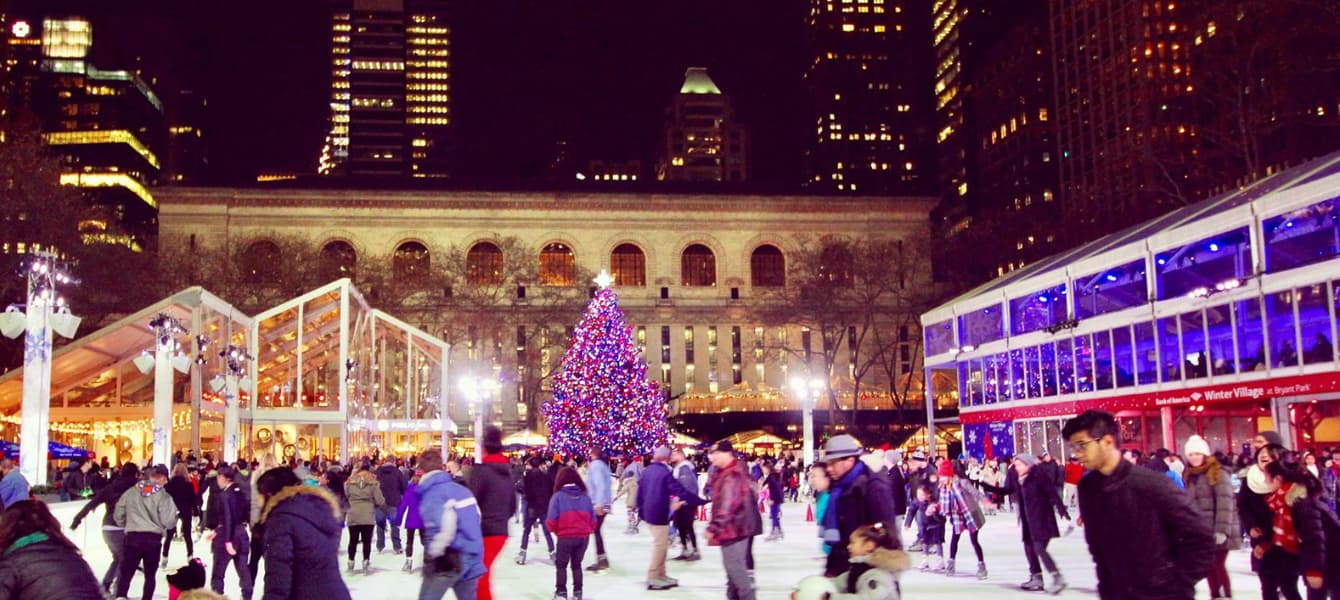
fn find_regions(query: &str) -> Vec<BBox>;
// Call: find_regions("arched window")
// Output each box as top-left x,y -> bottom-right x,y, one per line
539,242 -> 576,286
610,243 -> 646,286
393,241 -> 431,280
819,244 -> 854,286
319,240 -> 357,281
240,240 -> 281,282
751,244 -> 785,287
466,241 -> 504,285
681,243 -> 716,287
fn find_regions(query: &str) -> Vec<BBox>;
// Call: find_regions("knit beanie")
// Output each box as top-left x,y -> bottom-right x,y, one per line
1014,453 -> 1039,468
1183,434 -> 1211,457
938,459 -> 956,478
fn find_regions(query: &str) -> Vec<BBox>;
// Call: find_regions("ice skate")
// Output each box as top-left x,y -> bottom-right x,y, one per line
585,554 -> 609,572
1045,572 -> 1067,595
945,558 -> 955,575
515,549 -> 527,565
976,562 -> 988,580
1021,573 -> 1044,591
346,560 -> 355,573
362,559 -> 371,574
402,558 -> 414,572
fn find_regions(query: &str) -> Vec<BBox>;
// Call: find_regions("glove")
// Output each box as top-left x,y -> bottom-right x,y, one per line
1214,532 -> 1227,545
71,517 -> 81,530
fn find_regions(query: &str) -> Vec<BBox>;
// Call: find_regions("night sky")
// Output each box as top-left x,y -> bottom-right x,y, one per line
31,1 -> 810,185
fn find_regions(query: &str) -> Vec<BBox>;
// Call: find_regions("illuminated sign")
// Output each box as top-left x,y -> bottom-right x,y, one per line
11,21 -> 31,38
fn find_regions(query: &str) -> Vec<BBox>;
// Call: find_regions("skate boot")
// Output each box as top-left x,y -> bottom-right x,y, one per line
161,556 -> 169,569
1021,573 -> 1044,591
976,562 -> 988,580
362,559 -> 371,574
585,554 -> 610,572
403,558 -> 413,572
907,540 -> 924,552
346,560 -> 355,573
515,549 -> 527,565
945,559 -> 955,575
1045,572 -> 1067,595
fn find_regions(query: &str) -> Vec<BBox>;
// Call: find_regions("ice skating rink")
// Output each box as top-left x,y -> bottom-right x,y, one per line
49,499 -> 1262,599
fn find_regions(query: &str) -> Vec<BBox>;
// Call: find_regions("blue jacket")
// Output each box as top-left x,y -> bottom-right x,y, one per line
545,484 -> 596,538
636,462 -> 704,526
586,459 -> 613,508
0,469 -> 30,509
417,470 -> 485,582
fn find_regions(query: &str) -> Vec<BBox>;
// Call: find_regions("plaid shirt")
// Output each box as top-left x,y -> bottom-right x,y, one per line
939,482 -> 979,534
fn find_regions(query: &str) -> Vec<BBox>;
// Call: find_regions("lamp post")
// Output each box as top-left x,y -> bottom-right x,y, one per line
210,344 -> 252,463
139,314 -> 188,467
459,375 -> 499,462
0,251 -> 80,487
789,376 -> 825,465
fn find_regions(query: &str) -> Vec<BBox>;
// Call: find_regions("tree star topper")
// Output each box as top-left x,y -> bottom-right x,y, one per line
593,269 -> 615,289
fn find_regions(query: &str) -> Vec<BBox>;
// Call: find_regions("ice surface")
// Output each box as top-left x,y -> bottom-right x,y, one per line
49,499 -> 1261,599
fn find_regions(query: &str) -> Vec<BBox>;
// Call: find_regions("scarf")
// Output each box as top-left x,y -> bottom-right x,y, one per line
1266,483 -> 1300,554
3,532 -> 49,555
822,461 -> 867,544
1247,465 -> 1272,494
1185,457 -> 1221,486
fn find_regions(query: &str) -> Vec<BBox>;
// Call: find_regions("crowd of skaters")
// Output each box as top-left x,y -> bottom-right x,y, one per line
0,409 -> 1338,599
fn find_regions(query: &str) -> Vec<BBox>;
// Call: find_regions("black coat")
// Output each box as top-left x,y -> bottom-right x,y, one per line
522,468 -> 554,519
0,537 -> 104,600
71,474 -> 137,529
259,485 -> 352,600
825,462 -> 900,577
165,475 -> 197,517
375,464 -> 407,509
1077,459 -> 1214,600
1286,485 -> 1340,578
887,466 -> 909,516
999,466 -> 1070,543
469,458 -> 518,537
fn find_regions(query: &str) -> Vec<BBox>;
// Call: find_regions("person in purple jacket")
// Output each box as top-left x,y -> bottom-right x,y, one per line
396,469 -> 426,572
546,467 -> 596,600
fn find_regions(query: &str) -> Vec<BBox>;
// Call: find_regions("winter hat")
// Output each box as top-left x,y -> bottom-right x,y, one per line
1184,435 -> 1211,457
938,459 -> 956,478
1013,453 -> 1039,468
909,450 -> 928,462
1259,430 -> 1286,448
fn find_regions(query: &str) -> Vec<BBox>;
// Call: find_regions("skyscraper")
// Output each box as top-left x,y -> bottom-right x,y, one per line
656,68 -> 747,184
932,0 -> 1058,283
320,0 -> 450,178
803,0 -> 934,195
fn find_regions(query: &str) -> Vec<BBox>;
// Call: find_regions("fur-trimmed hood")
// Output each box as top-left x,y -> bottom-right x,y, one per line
260,484 -> 342,525
347,469 -> 378,487
862,547 -> 912,574
1283,482 -> 1310,506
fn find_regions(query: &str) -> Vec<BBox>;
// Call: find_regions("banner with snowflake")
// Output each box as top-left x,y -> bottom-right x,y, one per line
963,420 -> 1014,461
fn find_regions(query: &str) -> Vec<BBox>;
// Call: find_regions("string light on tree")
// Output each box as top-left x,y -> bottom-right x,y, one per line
542,270 -> 667,456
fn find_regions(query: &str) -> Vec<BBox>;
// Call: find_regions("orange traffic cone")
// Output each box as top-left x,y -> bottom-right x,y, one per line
805,503 -> 815,522
698,504 -> 709,521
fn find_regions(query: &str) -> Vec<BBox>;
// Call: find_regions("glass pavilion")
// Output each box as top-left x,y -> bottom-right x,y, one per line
922,151 -> 1340,459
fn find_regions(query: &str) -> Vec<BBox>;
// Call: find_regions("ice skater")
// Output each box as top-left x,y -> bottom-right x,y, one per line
546,467 -> 596,600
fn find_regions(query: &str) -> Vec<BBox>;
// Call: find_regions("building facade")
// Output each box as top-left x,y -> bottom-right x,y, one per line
320,0 -> 451,178
656,68 -> 747,184
803,0 -> 935,195
922,153 -> 1340,461
157,186 -> 938,443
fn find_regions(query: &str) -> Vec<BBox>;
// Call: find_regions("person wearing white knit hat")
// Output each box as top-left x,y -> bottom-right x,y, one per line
1182,434 -> 1239,600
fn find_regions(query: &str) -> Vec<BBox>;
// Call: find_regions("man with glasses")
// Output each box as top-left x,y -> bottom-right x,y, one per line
1062,410 -> 1212,599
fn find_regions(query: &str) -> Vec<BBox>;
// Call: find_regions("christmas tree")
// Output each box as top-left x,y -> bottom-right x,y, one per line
542,271 -> 668,456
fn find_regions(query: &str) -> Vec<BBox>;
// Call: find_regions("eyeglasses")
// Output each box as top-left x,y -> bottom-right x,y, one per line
1067,439 -> 1099,453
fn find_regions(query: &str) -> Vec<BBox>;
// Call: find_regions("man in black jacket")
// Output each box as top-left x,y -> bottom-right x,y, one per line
71,463 -> 140,595
1063,410 -> 1214,600
516,456 -> 555,564
375,457 -> 407,554
822,435 -> 901,577
206,465 -> 253,600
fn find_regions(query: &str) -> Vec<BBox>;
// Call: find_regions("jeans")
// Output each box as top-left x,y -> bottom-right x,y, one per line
521,512 -> 554,552
721,538 -> 757,600
647,525 -> 670,581
592,513 -> 607,556
376,506 -> 403,551
163,512 -> 195,558
1260,548 -> 1303,600
211,525 -> 254,600
349,524 -> 374,561
553,537 -> 588,596
405,529 -> 425,558
1023,539 -> 1058,575
418,557 -> 480,600
101,528 -> 126,592
117,532 -> 162,600
768,502 -> 782,532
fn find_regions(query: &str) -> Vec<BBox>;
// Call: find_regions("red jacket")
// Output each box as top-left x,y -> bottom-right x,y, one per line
1065,462 -> 1085,485
706,459 -> 762,545
545,484 -> 596,538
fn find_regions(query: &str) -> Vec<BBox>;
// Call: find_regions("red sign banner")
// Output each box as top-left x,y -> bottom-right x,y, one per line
960,371 -> 1340,424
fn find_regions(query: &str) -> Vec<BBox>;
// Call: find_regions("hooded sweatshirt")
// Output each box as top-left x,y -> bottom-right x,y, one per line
114,480 -> 178,535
